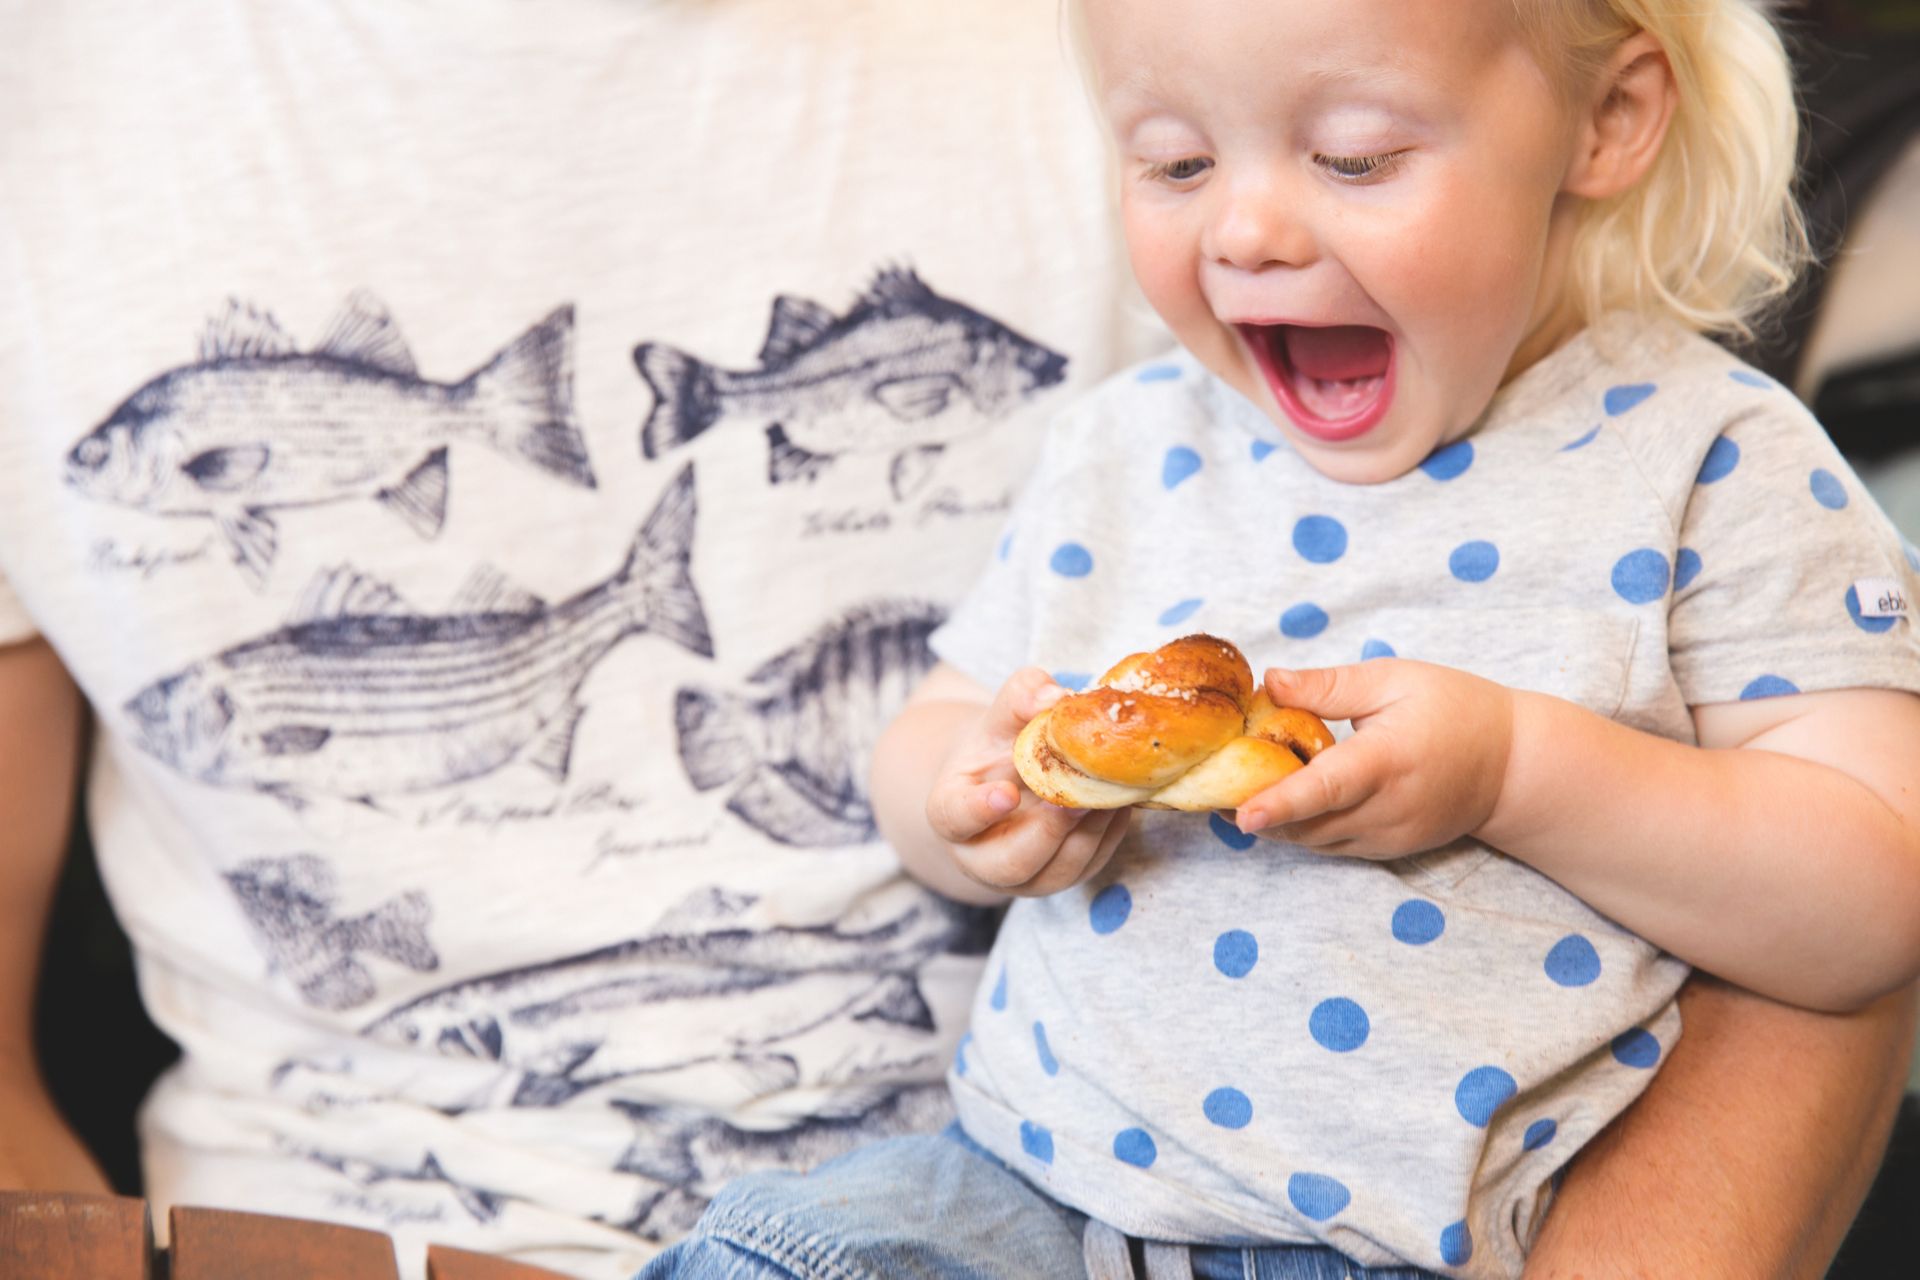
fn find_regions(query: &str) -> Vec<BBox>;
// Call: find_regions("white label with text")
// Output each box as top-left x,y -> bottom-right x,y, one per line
1854,578 -> 1908,618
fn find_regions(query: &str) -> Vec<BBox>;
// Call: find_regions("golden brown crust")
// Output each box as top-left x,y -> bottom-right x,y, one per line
1016,634 -> 1333,811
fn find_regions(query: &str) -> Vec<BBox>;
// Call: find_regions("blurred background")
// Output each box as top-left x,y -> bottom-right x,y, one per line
28,0 -> 1920,1273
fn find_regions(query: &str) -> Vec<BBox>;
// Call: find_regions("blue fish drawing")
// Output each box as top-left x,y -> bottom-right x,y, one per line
65,293 -> 596,586
224,854 -> 438,1011
281,1143 -> 508,1226
634,269 -> 1066,499
358,887 -> 991,1108
122,465 -> 711,808
610,1084 -> 954,1240
675,601 -> 946,847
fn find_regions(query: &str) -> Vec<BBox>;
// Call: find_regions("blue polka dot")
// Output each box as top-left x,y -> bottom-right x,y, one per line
1673,547 -> 1703,591
1292,515 -> 1348,564
1309,998 -> 1370,1052
1019,1121 -> 1054,1163
1611,1028 -> 1661,1069
1810,468 -> 1848,510
1603,383 -> 1657,416
1163,446 -> 1203,490
1561,425 -> 1601,452
997,531 -> 1013,561
1159,597 -> 1204,626
1419,441 -> 1474,481
1113,1128 -> 1158,1168
1210,812 -> 1257,851
1729,369 -> 1772,389
954,1031 -> 972,1076
1904,541 -> 1920,573
1286,1173 -> 1351,1221
1137,363 -> 1182,383
1523,1118 -> 1558,1151
1740,674 -> 1799,701
1089,884 -> 1133,935
1392,900 -> 1445,945
1440,1221 -> 1474,1267
1544,935 -> 1602,987
990,968 -> 1008,1011
1610,548 -> 1669,604
1049,542 -> 1093,577
1455,1066 -> 1517,1127
1251,440 -> 1276,462
1203,1087 -> 1253,1129
1280,603 -> 1329,638
1213,930 -> 1259,979
1696,436 -> 1740,484
1847,584 -> 1898,634
1033,1022 -> 1060,1076
1449,541 -> 1500,583
1052,670 -> 1091,692
1361,637 -> 1396,660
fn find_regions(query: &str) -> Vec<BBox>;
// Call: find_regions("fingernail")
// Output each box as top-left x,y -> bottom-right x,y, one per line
1237,810 -> 1266,832
1266,668 -> 1293,683
986,786 -> 1017,814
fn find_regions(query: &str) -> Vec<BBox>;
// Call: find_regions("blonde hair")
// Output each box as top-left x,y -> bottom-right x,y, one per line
1513,0 -> 1811,340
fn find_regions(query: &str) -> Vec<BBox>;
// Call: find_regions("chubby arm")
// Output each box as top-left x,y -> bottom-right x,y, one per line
1483,684 -> 1920,1012
870,662 -> 1132,905
1525,975 -> 1916,1278
0,637 -> 109,1192
1245,663 -> 1920,1012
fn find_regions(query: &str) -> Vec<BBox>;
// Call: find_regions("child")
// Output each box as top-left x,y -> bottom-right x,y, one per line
638,0 -> 1920,1276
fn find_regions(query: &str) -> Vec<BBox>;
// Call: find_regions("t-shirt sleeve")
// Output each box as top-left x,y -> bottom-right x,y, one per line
0,565 -> 38,647
928,426 -> 1073,690
1667,400 -> 1920,706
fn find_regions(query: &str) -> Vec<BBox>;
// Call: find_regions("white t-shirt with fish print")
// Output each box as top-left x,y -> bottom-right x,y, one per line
0,4 -> 1165,1276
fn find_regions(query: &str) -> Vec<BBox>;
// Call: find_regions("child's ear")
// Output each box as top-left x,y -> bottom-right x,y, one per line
1562,31 -> 1677,201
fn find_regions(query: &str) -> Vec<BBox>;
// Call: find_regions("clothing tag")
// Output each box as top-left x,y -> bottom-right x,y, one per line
1854,578 -> 1909,618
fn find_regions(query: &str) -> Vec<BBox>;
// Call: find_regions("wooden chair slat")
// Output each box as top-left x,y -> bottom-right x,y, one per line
170,1205 -> 399,1279
426,1242 -> 577,1280
0,1191 -> 153,1279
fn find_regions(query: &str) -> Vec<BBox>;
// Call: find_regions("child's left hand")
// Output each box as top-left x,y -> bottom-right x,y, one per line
1236,660 -> 1515,859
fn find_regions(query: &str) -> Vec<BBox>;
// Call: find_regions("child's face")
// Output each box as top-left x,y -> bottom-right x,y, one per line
1086,0 -> 1586,484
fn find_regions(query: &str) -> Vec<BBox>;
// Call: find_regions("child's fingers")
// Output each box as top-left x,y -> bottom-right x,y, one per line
1235,737 -> 1382,833
957,800 -> 1093,889
984,666 -> 1068,740
1076,805 -> 1134,886
1007,807 -> 1126,897
927,777 -> 1021,843
1264,662 -> 1391,722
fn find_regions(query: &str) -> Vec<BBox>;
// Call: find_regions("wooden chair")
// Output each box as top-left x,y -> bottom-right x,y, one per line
0,1191 -> 574,1279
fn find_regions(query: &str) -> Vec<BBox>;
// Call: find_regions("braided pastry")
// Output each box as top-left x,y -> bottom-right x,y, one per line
1014,634 -> 1334,811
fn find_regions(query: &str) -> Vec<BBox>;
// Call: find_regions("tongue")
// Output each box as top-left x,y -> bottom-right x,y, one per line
1280,325 -> 1391,382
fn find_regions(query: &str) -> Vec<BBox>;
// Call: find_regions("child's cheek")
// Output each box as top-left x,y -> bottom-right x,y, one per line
1121,215 -> 1208,331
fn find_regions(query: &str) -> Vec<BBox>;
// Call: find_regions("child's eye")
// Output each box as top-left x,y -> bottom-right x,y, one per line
1314,151 -> 1405,182
1145,156 -> 1213,184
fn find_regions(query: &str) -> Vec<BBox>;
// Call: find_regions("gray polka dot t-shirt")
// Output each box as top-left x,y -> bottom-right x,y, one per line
930,315 -> 1920,1280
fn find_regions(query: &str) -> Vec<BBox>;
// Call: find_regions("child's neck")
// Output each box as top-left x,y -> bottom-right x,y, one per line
1503,292 -> 1585,389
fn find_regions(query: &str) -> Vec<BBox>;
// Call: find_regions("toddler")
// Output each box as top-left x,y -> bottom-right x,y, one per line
640,0 -> 1920,1276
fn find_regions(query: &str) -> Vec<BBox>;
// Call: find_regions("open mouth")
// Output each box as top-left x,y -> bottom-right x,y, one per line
1240,323 -> 1394,442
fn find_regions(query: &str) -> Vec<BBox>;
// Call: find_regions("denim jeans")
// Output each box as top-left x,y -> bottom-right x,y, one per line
635,1125 -> 1443,1280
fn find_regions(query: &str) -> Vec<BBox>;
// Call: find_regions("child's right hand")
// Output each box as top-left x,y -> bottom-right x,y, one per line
926,666 -> 1134,898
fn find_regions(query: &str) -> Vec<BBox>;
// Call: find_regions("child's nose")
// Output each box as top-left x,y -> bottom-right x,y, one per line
1203,180 -> 1317,272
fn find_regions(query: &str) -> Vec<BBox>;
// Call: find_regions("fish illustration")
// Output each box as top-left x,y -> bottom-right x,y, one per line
282,1143 -> 508,1226
634,269 -> 1067,499
122,465 -> 712,808
358,887 -> 993,1108
224,854 -> 439,1011
65,293 -> 597,586
675,600 -> 946,847
610,1083 -> 954,1240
